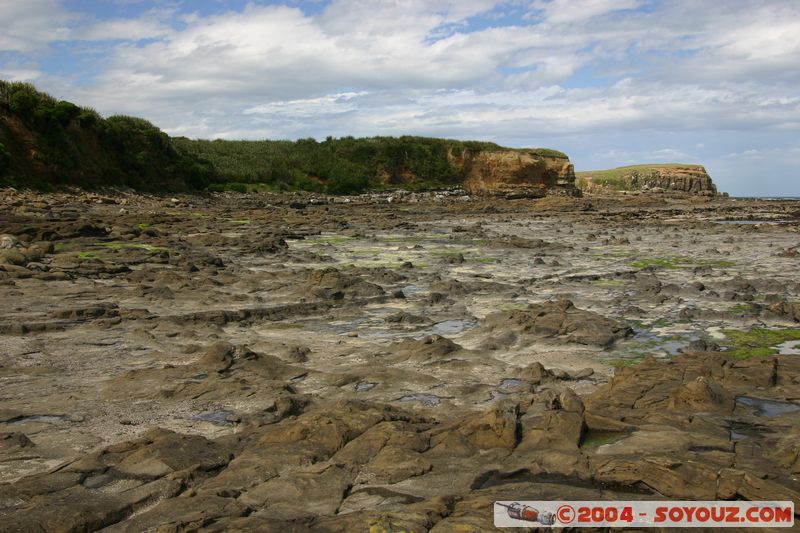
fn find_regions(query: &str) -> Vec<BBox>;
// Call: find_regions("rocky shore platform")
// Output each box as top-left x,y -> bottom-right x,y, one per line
1,188 -> 799,531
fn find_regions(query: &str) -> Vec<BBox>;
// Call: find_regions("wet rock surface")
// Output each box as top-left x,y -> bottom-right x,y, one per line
1,188 -> 799,530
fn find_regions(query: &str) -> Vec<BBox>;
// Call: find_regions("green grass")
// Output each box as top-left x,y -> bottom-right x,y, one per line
629,257 -> 685,269
377,235 -> 441,243
497,303 -> 529,311
728,303 -> 757,314
577,163 -> 703,179
99,242 -> 168,252
627,255 -> 735,270
349,260 -> 429,269
76,251 -> 97,259
605,356 -> 646,368
721,328 -> 800,359
525,148 -> 569,159
580,430 -> 631,448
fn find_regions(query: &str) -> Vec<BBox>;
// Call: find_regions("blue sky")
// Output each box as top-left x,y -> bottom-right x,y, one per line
2,0 -> 799,196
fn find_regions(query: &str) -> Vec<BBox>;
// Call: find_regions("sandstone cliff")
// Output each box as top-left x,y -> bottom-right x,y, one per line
449,148 -> 580,197
576,164 -> 718,195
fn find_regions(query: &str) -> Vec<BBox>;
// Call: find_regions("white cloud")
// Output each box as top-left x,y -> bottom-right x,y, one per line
4,0 -> 800,195
47,0 -> 794,138
75,16 -> 174,42
244,92 -> 368,117
0,0 -> 74,52
727,149 -> 766,160
529,0 -> 645,24
0,67 -> 43,82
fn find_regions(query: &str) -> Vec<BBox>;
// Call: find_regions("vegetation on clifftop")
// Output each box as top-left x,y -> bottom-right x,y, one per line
0,81 -> 211,191
174,137 -> 567,195
575,164 -> 706,191
1,79 -> 568,194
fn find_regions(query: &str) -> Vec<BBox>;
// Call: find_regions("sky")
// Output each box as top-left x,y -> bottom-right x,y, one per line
2,0 -> 799,196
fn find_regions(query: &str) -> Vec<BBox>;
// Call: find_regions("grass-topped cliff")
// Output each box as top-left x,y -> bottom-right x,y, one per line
576,164 -> 717,194
173,137 -> 568,194
1,80 -> 572,195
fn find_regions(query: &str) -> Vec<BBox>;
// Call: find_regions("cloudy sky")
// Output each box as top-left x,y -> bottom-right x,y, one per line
2,0 -> 799,196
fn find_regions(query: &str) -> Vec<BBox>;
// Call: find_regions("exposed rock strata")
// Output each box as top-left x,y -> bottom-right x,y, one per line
2,354 -> 799,531
449,149 -> 580,197
578,165 -> 718,195
1,188 -> 800,531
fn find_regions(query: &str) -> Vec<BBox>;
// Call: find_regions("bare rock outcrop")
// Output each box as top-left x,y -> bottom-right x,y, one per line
449,148 -> 580,197
4,354 -> 800,531
479,299 -> 633,348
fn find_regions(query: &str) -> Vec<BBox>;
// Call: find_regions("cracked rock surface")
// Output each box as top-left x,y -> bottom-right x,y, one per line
1,189 -> 799,531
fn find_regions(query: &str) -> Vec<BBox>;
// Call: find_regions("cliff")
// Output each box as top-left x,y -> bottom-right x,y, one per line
176,137 -> 580,196
449,148 -> 579,197
576,164 -> 718,195
2,80 -> 578,196
0,81 -> 212,191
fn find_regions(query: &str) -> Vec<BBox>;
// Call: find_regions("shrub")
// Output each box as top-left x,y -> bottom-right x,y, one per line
290,171 -> 323,192
7,83 -> 63,129
529,148 -> 569,159
1,81 -> 219,191
207,182 -> 248,193
51,101 -> 80,125
8,84 -> 40,117
78,108 -> 101,128
326,168 -> 370,195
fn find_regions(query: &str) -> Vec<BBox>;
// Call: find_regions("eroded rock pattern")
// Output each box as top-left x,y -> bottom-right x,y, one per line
0,188 -> 799,531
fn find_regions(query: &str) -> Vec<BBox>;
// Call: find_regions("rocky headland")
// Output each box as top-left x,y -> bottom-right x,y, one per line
576,164 -> 718,195
449,148 -> 579,198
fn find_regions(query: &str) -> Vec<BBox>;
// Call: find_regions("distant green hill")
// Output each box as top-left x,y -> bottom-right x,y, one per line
0,80 -> 213,191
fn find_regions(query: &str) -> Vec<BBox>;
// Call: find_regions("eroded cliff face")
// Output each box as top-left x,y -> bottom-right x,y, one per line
577,165 -> 718,195
448,149 -> 580,197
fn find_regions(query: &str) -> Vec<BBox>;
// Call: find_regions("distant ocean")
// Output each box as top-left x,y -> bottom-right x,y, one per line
731,196 -> 800,201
